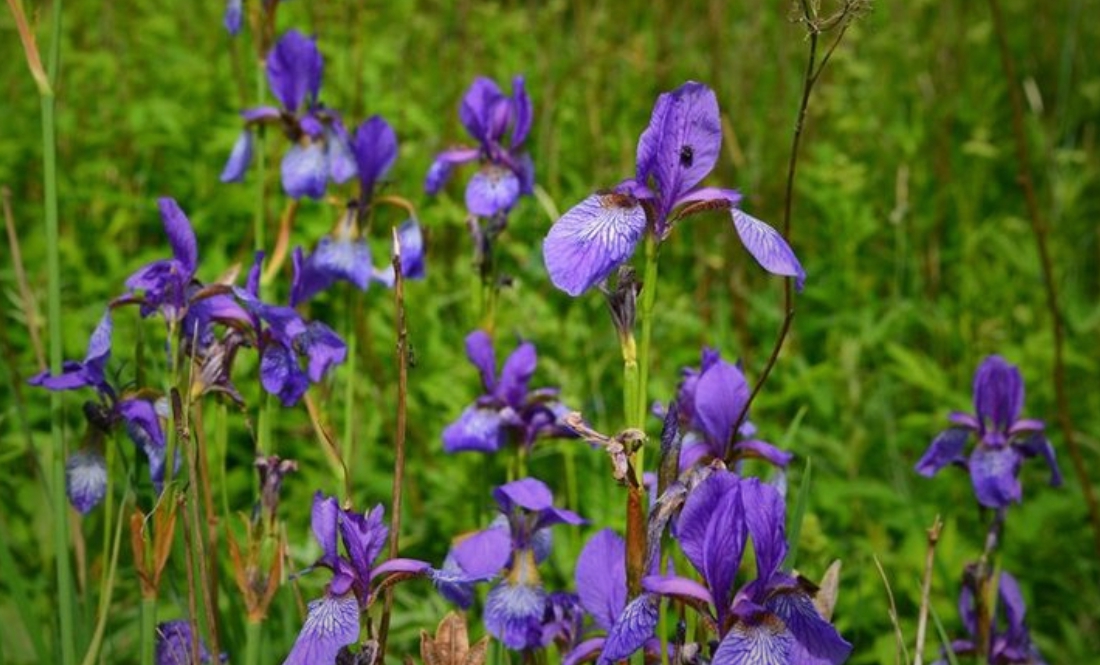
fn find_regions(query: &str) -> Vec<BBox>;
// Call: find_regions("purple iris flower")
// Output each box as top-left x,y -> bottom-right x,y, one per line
220,30 -> 356,199
564,529 -> 664,665
29,309 -> 114,397
933,571 -> 1046,665
442,331 -> 574,454
670,348 -> 792,472
283,493 -> 432,665
223,0 -> 243,35
435,478 -> 583,651
425,76 -> 534,218
156,619 -> 221,665
915,355 -> 1061,508
120,198 -> 199,324
644,471 -> 851,665
237,253 -> 347,406
543,82 -> 805,297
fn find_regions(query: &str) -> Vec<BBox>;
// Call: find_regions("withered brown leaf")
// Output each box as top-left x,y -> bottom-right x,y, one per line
420,612 -> 489,665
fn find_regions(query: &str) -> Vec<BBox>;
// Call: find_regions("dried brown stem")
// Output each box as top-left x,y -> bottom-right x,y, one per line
914,515 -> 943,665
2,186 -> 46,369
987,0 -> 1100,566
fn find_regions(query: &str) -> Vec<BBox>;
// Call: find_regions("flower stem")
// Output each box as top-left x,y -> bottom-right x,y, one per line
253,57 -> 267,256
245,619 -> 262,665
140,596 -> 157,665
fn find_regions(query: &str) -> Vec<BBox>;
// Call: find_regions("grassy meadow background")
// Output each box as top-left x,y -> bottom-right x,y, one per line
2,0 -> 1099,663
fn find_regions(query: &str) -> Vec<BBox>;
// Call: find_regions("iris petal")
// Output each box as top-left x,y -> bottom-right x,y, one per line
282,142 -> 329,200
221,130 -> 254,183
970,444 -> 1022,508
66,450 -> 108,515
575,529 -> 627,631
267,30 -> 324,112
281,593 -> 360,665
731,210 -> 806,289
915,428 -> 970,477
466,165 -> 520,217
543,192 -> 647,297
442,406 -> 505,453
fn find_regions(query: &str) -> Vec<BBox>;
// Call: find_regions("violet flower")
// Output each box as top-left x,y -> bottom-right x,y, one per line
221,30 -> 355,199
282,493 -> 432,665
29,309 -> 114,397
442,330 -> 574,454
543,82 -> 804,297
644,471 -> 851,665
425,75 -> 534,218
435,478 -> 584,651
156,619 -> 220,665
120,198 -> 199,324
915,355 -> 1062,508
669,348 -> 792,472
237,253 -> 347,406
933,571 -> 1046,665
223,0 -> 243,35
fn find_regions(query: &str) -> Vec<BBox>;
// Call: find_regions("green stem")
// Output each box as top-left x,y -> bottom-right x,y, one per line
253,59 -> 266,255
141,596 -> 157,665
245,619 -> 262,665
80,492 -> 129,665
342,292 -> 358,469
634,235 -> 660,467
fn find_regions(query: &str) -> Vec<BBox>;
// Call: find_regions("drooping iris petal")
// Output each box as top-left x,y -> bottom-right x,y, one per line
451,526 -> 513,579
642,574 -> 715,607
311,235 -> 373,290
765,585 -> 852,665
28,310 -> 113,393
325,124 -> 357,185
1018,433 -> 1063,488
223,0 -> 243,36
732,440 -> 794,468
267,30 -> 324,112
281,593 -> 360,665
731,210 -> 806,290
915,428 -> 970,477
120,398 -> 169,493
290,246 -> 334,307
694,357 -> 750,450
156,620 -> 215,665
66,450 -> 108,514
432,553 -> 478,608
484,580 -> 546,650
493,477 -> 555,513
998,572 -> 1027,642
442,406 -> 505,453
496,341 -> 536,410
466,165 -> 520,217
352,115 -> 398,196
712,611 -> 793,665
302,322 -> 346,383
261,344 -> 310,406
972,355 -> 1024,436
220,129 -> 254,183
543,191 -> 647,297
282,142 -> 329,200
575,530 -> 627,631
600,594 -> 659,663
394,218 -> 425,280
970,444 -> 1022,508
424,148 -> 479,194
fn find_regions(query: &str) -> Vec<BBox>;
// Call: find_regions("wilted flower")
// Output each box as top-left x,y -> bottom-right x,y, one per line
933,570 -> 1046,665
442,331 -> 574,454
543,82 -> 804,297
915,355 -> 1061,508
426,76 -> 534,218
221,30 -> 355,199
644,471 -> 851,665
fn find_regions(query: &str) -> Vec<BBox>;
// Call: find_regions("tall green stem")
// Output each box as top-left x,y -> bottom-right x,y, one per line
141,596 -> 157,665
634,236 -> 660,463
253,60 -> 266,255
245,619 -> 262,665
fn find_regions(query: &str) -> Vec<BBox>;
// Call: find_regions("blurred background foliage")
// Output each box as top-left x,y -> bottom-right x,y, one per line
1,0 -> 1098,663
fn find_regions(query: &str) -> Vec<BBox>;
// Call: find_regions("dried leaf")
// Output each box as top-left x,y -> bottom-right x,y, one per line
814,559 -> 842,620
421,612 -> 487,665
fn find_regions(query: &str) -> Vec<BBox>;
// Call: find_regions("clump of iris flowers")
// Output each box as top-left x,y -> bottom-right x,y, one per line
442,330 -> 574,454
543,81 -> 804,297
915,355 -> 1061,508
932,570 -> 1047,665
221,29 -> 355,199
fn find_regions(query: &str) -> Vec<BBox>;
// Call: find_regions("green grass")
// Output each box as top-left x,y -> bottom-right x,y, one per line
1,1 -> 1098,663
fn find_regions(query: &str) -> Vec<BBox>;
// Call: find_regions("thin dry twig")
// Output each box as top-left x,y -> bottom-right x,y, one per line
2,186 -> 46,369
872,554 -> 910,665
914,515 -> 943,665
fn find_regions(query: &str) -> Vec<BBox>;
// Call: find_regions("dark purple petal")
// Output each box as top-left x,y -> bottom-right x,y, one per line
642,574 -> 715,608
674,186 -> 743,210
702,485 -> 747,615
575,529 -> 627,631
299,113 -> 325,140
282,593 -> 360,665
326,124 -> 357,185
636,82 -> 722,211
731,210 -> 806,290
29,310 -> 113,393
712,613 -> 793,665
564,638 -> 605,665
452,526 -> 512,579
267,30 -> 324,112
442,406 -> 505,453
494,477 -> 554,513
302,322 -> 346,382
484,580 -> 546,650
260,344 -> 309,406
1017,433 -> 1063,488
464,330 -> 497,392
424,148 -> 478,194
740,478 -> 787,582
516,152 -> 535,195
28,361 -> 89,391
997,572 -> 1027,642
543,192 -> 647,297
156,620 -> 215,665
676,470 -> 740,574
460,77 -> 505,144
678,438 -> 715,471
600,594 -> 658,663
534,506 -> 584,530
282,142 -> 329,200
339,504 -> 388,581
371,557 -> 432,578
914,429 -> 970,477
765,586 -> 852,665
496,341 -> 536,409
732,440 -> 794,468
311,493 -> 341,568
290,246 -> 335,307
221,129 -> 254,183
972,355 -> 1024,435
159,198 -> 198,276
466,165 -> 520,217
311,236 -> 373,291
66,450 -> 108,515
511,75 -> 533,147
242,106 -> 281,123
395,218 -> 425,280
120,398 -> 169,493
352,115 -> 398,196
694,356 -> 750,448
970,444 -> 1022,508
224,0 -> 243,35
432,553 -> 478,608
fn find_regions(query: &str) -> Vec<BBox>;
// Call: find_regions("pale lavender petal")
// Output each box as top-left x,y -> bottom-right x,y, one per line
224,0 -> 243,36
302,322 -> 346,382
267,30 -> 323,112
281,593 -> 360,665
731,210 -> 806,289
452,527 -> 512,578
484,581 -> 546,650
221,129 -> 254,183
352,115 -> 398,195
694,356 -> 750,448
464,330 -> 497,392
543,192 -> 647,297
970,444 -> 1022,508
466,165 -> 520,217
765,587 -> 851,665
712,615 -> 793,665
242,106 -> 281,123
575,529 -> 626,630
493,477 -> 554,513
972,355 -> 1023,433
66,450 -> 108,514
1017,433 -> 1062,487
496,341 -> 536,409
326,124 -> 357,184
311,492 -> 341,567
642,574 -> 715,607
159,198 -> 198,275
156,620 -> 215,665
311,236 -> 372,290
442,406 -> 505,453
600,594 -> 658,663
915,429 -> 970,477
636,82 -> 722,209
282,142 -> 328,200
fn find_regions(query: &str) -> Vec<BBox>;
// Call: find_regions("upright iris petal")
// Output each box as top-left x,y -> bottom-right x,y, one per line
267,30 -> 324,112
352,116 -> 398,197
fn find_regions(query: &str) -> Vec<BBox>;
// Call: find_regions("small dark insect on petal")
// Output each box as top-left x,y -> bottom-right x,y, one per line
679,145 -> 694,168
